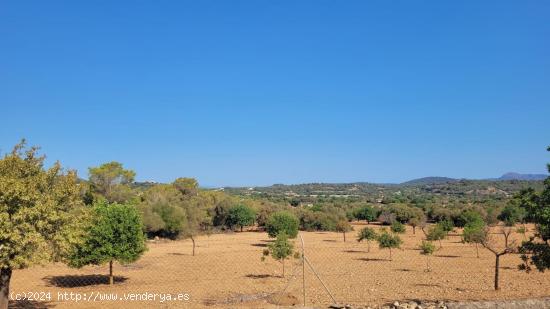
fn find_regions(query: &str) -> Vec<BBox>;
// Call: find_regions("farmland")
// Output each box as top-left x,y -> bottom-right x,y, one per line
10,223 -> 550,309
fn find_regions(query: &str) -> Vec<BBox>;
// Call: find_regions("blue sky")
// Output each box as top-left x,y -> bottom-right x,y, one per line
1,1 -> 549,186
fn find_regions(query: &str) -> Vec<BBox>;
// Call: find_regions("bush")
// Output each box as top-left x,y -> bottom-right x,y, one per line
266,211 -> 299,238
357,227 -> 377,252
390,221 -> 406,234
227,204 -> 256,231
377,211 -> 396,225
353,205 -> 378,223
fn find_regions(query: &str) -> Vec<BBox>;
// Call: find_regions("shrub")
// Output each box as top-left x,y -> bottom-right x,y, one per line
335,220 -> 353,242
227,204 -> 256,231
419,241 -> 436,271
390,221 -> 406,234
426,225 -> 447,248
353,205 -> 378,223
266,211 -> 299,238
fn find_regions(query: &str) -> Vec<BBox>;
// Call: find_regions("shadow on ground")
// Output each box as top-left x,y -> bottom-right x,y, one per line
43,274 -> 128,287
9,299 -> 53,309
356,257 -> 389,262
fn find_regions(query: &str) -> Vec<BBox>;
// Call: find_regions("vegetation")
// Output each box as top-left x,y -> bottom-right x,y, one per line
261,232 -> 294,277
88,161 -> 136,203
357,227 -> 377,252
0,141 -> 83,309
227,204 -> 256,232
419,241 -> 436,272
67,201 -> 147,285
335,220 -> 352,242
265,211 -> 299,238
462,221 -> 486,258
480,227 -> 516,290
376,229 -> 402,261
390,221 -> 406,234
518,147 -> 550,272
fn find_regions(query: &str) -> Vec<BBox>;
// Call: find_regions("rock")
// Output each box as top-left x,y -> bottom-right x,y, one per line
393,301 -> 400,307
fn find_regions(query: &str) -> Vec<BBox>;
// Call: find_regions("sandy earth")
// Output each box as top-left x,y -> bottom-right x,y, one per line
9,223 -> 550,308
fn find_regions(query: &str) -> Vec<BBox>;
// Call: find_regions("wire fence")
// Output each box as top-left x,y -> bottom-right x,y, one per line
8,224 -> 550,309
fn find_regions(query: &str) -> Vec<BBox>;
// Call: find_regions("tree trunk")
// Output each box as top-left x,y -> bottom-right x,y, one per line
439,239 -> 442,249
367,241 -> 370,252
0,268 -> 12,309
109,260 -> 114,285
475,243 -> 479,258
191,236 -> 196,256
282,259 -> 285,278
494,255 -> 500,290
413,226 -> 416,234
426,255 -> 430,272
343,232 -> 346,242
240,226 -> 243,232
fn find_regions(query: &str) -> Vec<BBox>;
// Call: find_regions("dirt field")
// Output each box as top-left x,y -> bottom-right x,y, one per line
9,223 -> 550,308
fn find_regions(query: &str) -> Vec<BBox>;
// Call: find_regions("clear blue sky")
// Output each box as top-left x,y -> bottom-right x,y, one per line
1,1 -> 549,187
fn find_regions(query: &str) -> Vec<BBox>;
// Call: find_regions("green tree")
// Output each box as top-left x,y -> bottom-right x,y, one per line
88,162 -> 136,203
0,141 -> 83,309
419,241 -> 436,272
227,204 -> 256,232
335,220 -> 352,242
357,227 -> 377,252
354,205 -> 378,224
138,184 -> 187,238
68,201 -> 147,285
518,146 -> 550,272
498,203 -> 526,227
390,221 -> 406,234
376,230 -> 402,261
426,225 -> 447,249
455,209 -> 484,228
265,211 -> 299,238
462,221 -> 486,258
262,232 -> 294,277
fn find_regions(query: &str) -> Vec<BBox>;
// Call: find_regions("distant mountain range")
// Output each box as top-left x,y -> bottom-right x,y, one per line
401,173 -> 547,186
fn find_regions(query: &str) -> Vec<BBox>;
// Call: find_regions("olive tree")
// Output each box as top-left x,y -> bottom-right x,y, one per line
68,201 -> 147,285
0,142 -> 83,309
335,220 -> 352,242
390,221 -> 406,234
262,232 -> 294,277
376,229 -> 402,261
357,227 -> 377,252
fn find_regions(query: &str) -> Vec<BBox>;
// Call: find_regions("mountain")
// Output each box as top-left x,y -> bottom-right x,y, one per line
400,177 -> 458,186
498,172 -> 547,181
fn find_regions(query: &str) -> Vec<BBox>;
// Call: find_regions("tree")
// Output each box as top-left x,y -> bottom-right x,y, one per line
455,209 -> 484,228
0,141 -> 83,309
354,205 -> 378,224
357,227 -> 377,252
227,204 -> 256,232
173,177 -> 198,196
390,221 -> 406,234
480,226 -> 516,290
88,162 -> 136,203
518,147 -> 550,272
335,220 -> 352,242
138,184 -> 187,238
498,203 -> 526,227
265,211 -> 299,238
376,230 -> 402,261
426,225 -> 447,249
462,221 -> 486,258
262,232 -> 294,277
408,209 -> 426,235
419,241 -> 436,272
68,201 -> 147,285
